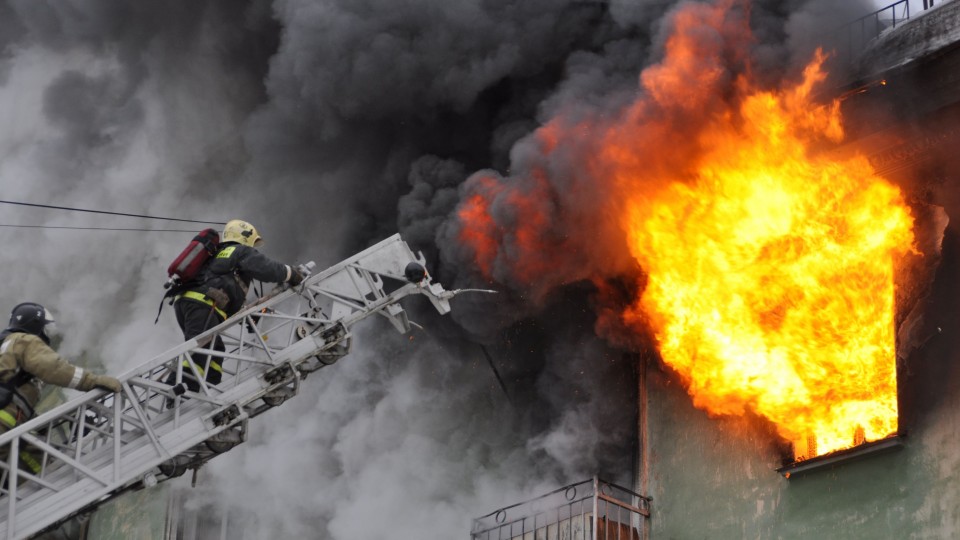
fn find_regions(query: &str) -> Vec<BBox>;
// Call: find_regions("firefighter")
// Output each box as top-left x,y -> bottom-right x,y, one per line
168,219 -> 304,393
0,302 -> 122,475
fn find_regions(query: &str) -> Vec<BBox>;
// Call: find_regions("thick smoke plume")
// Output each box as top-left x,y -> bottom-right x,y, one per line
0,0 -> 873,536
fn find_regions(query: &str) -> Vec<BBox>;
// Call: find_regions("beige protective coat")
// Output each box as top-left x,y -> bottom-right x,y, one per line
0,332 -> 113,428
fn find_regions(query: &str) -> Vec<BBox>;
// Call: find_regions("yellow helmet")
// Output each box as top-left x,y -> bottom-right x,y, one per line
222,219 -> 263,247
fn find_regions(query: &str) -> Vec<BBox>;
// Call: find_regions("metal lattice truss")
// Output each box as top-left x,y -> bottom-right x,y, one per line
0,235 -> 459,539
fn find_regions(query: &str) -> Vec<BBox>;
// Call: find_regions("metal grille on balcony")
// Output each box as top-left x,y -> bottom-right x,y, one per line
834,0 -> 942,66
471,477 -> 651,540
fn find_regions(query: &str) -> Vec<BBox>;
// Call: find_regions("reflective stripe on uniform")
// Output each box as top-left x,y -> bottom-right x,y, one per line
0,336 -> 36,463
0,411 -> 43,474
216,246 -> 236,259
68,367 -> 84,389
181,359 -> 223,377
178,291 -> 227,320
19,450 -> 41,473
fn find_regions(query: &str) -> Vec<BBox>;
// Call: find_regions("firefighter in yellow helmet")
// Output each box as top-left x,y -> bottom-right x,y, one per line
0,303 -> 122,475
167,220 -> 304,393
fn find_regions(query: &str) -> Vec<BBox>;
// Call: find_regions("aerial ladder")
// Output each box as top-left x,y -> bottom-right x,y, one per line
0,235 -> 468,539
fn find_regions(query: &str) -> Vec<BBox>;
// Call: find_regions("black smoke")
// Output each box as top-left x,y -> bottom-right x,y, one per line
0,0 -> 875,536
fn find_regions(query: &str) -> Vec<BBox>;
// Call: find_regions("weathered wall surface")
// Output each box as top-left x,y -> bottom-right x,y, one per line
646,359 -> 954,540
860,0 -> 960,77
86,482 -> 170,539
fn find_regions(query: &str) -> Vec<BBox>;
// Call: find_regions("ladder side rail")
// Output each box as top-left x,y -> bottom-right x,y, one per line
0,397 -> 144,536
11,392 -> 260,537
13,428 -> 224,538
344,265 -> 378,308
240,233 -> 411,314
0,235 -> 452,538
17,434 -> 107,487
0,284 -> 344,500
0,316 -> 280,537
118,383 -> 167,459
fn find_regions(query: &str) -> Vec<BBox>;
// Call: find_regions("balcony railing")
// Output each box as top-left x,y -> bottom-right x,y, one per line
835,0 -> 943,65
471,477 -> 651,540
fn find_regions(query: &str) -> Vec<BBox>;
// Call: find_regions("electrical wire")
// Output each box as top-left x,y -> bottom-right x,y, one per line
0,199 -> 226,225
0,224 -> 198,232
480,344 -> 514,407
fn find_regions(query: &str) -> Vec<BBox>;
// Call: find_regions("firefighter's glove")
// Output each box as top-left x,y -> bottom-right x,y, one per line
288,267 -> 305,287
205,288 -> 230,308
91,375 -> 122,393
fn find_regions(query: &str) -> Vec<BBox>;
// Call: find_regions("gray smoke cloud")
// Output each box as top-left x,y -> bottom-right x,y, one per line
0,0 -> 877,537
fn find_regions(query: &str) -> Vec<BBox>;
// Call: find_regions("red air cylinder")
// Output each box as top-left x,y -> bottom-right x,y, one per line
166,228 -> 220,285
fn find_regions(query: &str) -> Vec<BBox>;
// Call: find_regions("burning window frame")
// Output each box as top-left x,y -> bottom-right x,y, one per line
776,201 -> 948,477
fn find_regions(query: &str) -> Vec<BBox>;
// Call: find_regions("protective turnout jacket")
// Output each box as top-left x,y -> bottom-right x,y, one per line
0,332 -> 105,429
188,242 -> 291,316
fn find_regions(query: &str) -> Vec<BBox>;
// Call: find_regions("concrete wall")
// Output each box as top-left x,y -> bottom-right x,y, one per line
86,483 -> 170,540
645,358 -> 960,540
860,0 -> 960,77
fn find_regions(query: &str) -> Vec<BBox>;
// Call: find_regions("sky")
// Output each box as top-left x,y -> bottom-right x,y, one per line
0,0 -> 884,537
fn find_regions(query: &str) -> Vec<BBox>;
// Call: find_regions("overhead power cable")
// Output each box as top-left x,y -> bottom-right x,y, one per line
0,199 -> 226,225
480,344 -> 514,408
0,224 -> 198,232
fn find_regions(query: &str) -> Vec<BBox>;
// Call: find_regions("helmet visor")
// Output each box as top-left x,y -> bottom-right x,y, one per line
42,309 -> 59,340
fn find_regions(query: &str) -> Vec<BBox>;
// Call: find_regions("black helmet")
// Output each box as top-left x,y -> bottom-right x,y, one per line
8,302 -> 55,340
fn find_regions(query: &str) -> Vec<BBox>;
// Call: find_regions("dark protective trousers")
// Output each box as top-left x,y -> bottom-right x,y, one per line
167,298 -> 226,392
0,423 -> 43,484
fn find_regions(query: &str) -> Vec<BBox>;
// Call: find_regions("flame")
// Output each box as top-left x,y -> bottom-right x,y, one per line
457,170 -> 561,284
457,179 -> 502,279
622,60 -> 913,458
454,1 -> 915,459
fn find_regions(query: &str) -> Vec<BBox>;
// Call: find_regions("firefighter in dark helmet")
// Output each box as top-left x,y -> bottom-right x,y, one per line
167,219 -> 304,392
0,303 -> 122,474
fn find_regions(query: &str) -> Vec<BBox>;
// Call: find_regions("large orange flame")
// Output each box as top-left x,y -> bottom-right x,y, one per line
455,1 -> 915,459
623,58 -> 913,458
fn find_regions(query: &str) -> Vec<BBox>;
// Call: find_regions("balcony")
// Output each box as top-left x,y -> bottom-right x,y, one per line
471,477 -> 651,540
